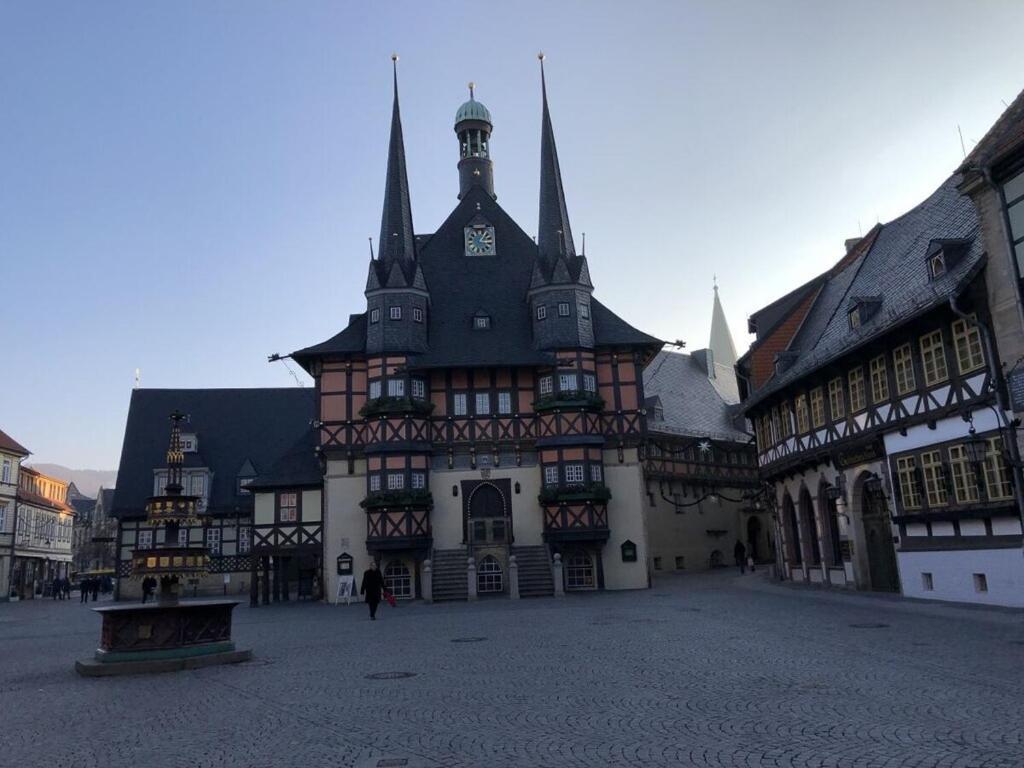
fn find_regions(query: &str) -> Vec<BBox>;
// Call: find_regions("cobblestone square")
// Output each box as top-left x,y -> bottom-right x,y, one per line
3,572 -> 1022,768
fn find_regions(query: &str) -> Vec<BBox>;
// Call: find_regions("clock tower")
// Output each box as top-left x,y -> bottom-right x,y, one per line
455,84 -> 495,200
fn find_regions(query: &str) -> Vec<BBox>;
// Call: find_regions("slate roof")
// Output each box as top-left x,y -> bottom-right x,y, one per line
99,488 -> 115,514
0,428 -> 30,456
247,429 -> 322,491
743,173 -> 982,411
293,185 -> 660,369
960,88 -> 1024,172
71,497 -> 97,522
644,351 -> 749,442
111,388 -> 315,518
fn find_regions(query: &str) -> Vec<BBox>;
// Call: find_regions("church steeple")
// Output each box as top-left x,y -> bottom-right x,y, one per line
376,54 -> 416,271
537,54 -> 576,261
709,279 -> 739,369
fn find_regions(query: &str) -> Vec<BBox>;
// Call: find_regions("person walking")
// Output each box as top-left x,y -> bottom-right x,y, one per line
52,577 -> 61,600
62,578 -> 71,599
734,540 -> 747,574
80,578 -> 90,603
360,561 -> 385,620
90,577 -> 100,602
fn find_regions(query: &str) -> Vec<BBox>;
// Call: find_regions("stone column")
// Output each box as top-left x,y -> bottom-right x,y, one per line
508,555 -> 520,600
422,559 -> 432,603
552,552 -> 564,597
466,557 -> 477,601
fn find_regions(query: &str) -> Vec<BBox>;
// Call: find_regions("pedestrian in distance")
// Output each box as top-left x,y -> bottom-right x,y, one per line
80,578 -> 89,603
141,576 -> 156,604
359,560 -> 386,620
90,577 -> 100,602
62,578 -> 71,599
734,540 -> 747,574
52,577 -> 60,600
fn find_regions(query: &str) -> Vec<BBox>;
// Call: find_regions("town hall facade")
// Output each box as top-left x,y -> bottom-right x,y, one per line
111,61 -> 761,603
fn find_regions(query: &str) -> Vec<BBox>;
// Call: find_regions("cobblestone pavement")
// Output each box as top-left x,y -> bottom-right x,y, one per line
2,571 -> 1023,768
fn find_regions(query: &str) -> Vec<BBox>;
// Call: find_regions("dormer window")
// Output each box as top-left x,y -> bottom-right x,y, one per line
925,238 -> 971,281
473,314 -> 491,330
847,296 -> 881,330
181,433 -> 197,453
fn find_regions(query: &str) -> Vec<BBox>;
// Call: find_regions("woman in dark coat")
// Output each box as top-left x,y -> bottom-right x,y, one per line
360,561 -> 385,620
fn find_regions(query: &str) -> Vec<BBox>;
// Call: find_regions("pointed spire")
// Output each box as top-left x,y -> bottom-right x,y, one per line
709,281 -> 739,369
537,53 -> 576,262
377,54 -> 416,269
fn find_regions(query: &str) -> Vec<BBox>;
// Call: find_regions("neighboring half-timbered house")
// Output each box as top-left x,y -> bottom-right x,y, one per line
110,389 -> 314,599
738,167 -> 1024,607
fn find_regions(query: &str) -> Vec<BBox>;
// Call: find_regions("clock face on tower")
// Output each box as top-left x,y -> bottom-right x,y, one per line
464,225 -> 496,256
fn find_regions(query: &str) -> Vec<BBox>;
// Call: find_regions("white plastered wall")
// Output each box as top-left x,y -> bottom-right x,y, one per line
601,448 -> 650,590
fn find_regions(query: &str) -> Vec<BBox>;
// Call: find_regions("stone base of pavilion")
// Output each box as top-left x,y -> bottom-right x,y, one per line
75,599 -> 252,677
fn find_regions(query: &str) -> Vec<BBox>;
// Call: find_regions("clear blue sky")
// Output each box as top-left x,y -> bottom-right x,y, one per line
3,1 -> 1023,470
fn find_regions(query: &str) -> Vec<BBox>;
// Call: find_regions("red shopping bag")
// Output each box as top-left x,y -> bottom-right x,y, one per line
383,590 -> 397,608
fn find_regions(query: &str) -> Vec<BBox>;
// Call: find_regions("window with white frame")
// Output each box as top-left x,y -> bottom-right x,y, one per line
238,526 -> 250,554
559,373 -> 578,392
583,374 -> 596,393
369,475 -> 381,492
2,459 -> 10,484
453,393 -> 468,415
564,464 -> 585,483
893,344 -> 916,394
0,502 -> 7,531
952,317 -> 985,374
475,393 -> 491,415
544,466 -> 559,485
413,307 -> 423,323
411,379 -> 426,400
387,473 -> 405,490
137,529 -> 153,549
536,305 -> 547,320
497,391 -> 512,414
154,472 -> 168,496
178,528 -> 189,546
369,380 -> 383,399
389,306 -> 402,320
384,560 -> 412,598
279,492 -> 298,522
387,378 -> 405,397
473,315 -> 491,330
191,474 -> 205,497
539,376 -> 553,396
370,308 -> 380,323
919,330 -> 949,386
558,302 -> 570,317
411,473 -> 426,490
590,464 -> 603,483
206,527 -> 221,555
579,303 -> 590,319
238,476 -> 254,495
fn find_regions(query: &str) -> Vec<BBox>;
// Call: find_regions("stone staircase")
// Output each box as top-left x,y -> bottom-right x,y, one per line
430,548 -> 469,601
512,545 -> 555,598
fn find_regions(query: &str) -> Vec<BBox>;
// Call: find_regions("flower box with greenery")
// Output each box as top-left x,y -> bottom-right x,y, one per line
537,483 -> 612,504
360,489 -> 434,509
359,396 -> 435,418
532,390 -> 605,413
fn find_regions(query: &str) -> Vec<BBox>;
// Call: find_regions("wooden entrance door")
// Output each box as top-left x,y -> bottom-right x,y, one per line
862,489 -> 899,592
467,482 -> 509,594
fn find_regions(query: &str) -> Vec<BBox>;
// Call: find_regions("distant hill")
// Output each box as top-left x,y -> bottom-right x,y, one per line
27,464 -> 117,498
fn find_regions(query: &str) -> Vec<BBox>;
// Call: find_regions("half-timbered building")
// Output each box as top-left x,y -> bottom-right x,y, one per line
109,62 -> 760,604
739,159 -> 1024,606
110,388 -> 314,600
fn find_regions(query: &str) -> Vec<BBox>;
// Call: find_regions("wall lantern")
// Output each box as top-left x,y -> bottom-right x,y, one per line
514,481 -> 521,495
964,427 -> 989,466
452,485 -> 459,497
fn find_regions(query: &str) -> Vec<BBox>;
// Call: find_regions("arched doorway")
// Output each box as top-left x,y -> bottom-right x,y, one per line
746,516 -> 762,561
798,486 -> 822,566
476,555 -> 503,593
860,479 -> 899,592
468,483 -> 507,545
818,481 -> 843,568
564,549 -> 596,590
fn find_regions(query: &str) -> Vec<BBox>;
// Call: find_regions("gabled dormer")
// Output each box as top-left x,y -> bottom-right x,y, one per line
925,238 -> 971,280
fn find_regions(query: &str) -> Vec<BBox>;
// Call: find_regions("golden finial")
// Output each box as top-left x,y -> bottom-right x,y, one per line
391,52 -> 399,62
537,52 -> 545,61
468,81 -> 475,99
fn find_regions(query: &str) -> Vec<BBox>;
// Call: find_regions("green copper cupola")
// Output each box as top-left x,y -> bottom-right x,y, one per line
455,82 -> 495,200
